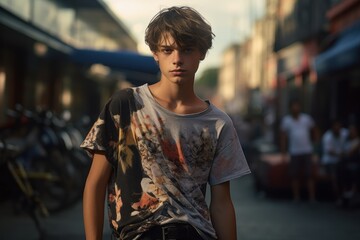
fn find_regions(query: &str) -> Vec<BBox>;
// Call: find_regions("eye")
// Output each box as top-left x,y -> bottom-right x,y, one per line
161,48 -> 173,54
182,48 -> 194,53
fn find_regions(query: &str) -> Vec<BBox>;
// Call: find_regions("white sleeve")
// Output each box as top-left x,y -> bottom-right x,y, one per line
208,121 -> 251,186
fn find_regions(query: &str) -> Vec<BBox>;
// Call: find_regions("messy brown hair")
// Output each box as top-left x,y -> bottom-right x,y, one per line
145,6 -> 215,55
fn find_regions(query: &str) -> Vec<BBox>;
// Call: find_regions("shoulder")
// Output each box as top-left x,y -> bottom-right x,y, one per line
110,87 -> 135,103
341,128 -> 349,138
105,87 -> 143,122
300,113 -> 314,125
322,131 -> 332,141
108,85 -> 147,110
300,113 -> 313,121
282,115 -> 292,121
281,115 -> 291,126
208,103 -> 234,126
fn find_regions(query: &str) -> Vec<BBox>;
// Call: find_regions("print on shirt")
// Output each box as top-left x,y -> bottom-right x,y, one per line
80,86 -> 250,240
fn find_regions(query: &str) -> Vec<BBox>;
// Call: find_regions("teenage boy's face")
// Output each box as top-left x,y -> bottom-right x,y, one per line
152,33 -> 205,85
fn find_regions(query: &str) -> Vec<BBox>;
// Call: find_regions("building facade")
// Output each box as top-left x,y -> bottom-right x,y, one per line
0,0 -> 151,125
313,0 -> 360,130
218,0 -> 277,118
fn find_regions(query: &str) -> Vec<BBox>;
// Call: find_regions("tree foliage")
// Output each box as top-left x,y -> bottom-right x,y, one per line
195,67 -> 219,89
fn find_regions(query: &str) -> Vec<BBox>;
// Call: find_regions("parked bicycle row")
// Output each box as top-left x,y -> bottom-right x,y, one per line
0,105 -> 91,238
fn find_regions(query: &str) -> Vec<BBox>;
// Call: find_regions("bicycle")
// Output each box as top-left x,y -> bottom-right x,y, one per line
0,138 -> 49,239
0,106 -> 91,238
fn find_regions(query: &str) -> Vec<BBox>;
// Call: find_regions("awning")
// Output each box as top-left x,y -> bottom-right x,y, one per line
70,48 -> 160,86
313,21 -> 360,77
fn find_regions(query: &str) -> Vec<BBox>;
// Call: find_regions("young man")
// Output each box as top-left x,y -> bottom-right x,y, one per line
81,6 -> 250,240
280,99 -> 318,202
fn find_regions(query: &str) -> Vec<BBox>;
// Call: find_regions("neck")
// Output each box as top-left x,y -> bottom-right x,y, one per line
150,79 -> 196,103
148,79 -> 207,114
292,112 -> 300,119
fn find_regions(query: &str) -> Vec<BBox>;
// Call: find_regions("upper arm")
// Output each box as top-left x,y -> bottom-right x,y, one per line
85,153 -> 113,189
210,181 -> 231,206
210,181 -> 237,240
83,153 -> 112,239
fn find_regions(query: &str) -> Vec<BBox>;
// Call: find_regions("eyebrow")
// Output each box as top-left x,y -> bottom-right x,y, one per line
159,44 -> 175,48
159,45 -> 193,49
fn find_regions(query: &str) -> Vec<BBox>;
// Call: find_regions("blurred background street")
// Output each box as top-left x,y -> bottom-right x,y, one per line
1,0 -> 360,239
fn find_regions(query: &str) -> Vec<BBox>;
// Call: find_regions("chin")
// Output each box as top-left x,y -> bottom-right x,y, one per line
171,80 -> 185,85
168,77 -> 185,84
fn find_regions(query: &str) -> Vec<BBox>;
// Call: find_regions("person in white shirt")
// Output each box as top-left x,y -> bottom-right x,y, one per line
337,124 -> 360,207
281,99 -> 318,202
321,119 -> 348,201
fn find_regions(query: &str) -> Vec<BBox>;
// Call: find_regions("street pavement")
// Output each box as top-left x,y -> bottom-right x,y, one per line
1,174 -> 360,240
234,175 -> 360,240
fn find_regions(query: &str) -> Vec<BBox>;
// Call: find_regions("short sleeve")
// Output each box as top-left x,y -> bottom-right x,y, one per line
208,121 -> 251,186
322,132 -> 333,152
80,96 -> 121,166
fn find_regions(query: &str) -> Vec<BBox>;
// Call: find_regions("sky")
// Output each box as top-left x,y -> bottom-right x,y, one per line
103,0 -> 266,76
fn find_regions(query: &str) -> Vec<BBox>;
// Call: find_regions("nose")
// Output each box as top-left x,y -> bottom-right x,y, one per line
172,50 -> 183,66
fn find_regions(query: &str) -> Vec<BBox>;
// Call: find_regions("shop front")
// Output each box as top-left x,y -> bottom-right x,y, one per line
313,20 -> 360,131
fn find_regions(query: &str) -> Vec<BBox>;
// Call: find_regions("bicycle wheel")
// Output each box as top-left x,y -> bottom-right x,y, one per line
29,149 -> 72,213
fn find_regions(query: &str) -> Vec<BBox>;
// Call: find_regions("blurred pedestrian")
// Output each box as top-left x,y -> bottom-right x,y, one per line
81,6 -> 250,240
321,119 -> 348,202
337,124 -> 359,206
280,99 -> 318,203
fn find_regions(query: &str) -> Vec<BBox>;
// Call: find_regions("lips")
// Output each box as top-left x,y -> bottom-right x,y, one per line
170,69 -> 186,73
170,69 -> 186,77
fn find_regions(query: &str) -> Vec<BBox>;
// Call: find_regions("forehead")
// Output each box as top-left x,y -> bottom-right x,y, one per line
157,32 -> 195,49
158,33 -> 177,46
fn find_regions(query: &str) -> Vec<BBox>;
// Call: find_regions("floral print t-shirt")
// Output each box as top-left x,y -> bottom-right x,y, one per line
80,84 -> 250,240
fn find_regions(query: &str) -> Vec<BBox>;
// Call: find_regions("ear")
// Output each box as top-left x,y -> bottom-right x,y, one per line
152,51 -> 159,62
200,52 -> 206,61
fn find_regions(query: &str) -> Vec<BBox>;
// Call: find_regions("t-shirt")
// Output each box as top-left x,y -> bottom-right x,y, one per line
321,128 -> 348,165
80,84 -> 250,240
281,113 -> 314,155
343,138 -> 360,156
